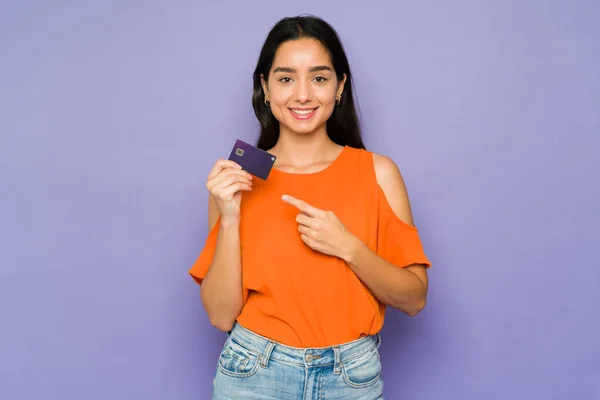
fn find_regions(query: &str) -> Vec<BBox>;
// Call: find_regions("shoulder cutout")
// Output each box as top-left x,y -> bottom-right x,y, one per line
372,153 -> 415,227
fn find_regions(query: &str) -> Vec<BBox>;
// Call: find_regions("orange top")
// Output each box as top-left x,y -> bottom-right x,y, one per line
189,146 -> 431,348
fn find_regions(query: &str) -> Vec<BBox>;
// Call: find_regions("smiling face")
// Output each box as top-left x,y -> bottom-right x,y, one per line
261,38 -> 346,137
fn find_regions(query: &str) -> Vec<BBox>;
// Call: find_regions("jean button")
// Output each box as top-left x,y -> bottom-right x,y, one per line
305,354 -> 313,362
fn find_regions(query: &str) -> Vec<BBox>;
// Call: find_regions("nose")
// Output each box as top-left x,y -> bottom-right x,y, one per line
295,78 -> 311,103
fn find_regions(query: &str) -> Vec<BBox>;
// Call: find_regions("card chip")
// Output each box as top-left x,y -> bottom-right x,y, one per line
235,148 -> 244,156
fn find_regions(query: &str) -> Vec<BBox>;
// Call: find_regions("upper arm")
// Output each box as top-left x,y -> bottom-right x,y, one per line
372,153 -> 414,226
372,153 -> 428,286
208,194 -> 220,231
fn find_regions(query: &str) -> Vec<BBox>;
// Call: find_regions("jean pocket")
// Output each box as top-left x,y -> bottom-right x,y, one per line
217,337 -> 261,378
341,347 -> 382,389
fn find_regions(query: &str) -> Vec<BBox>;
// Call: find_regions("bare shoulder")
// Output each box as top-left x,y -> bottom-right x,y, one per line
371,152 -> 414,226
372,152 -> 428,281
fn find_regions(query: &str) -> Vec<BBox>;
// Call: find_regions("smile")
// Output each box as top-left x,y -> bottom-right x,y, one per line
289,108 -> 318,120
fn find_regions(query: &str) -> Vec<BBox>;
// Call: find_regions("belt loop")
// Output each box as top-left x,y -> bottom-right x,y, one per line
333,345 -> 341,375
260,341 -> 276,368
376,333 -> 381,348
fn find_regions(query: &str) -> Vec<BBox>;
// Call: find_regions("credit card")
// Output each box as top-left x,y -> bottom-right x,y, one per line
228,139 -> 277,180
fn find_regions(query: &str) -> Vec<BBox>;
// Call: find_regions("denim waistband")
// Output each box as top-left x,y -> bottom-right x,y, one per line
228,323 -> 381,371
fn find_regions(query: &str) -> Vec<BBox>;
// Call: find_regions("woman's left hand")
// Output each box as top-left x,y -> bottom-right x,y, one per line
282,194 -> 357,260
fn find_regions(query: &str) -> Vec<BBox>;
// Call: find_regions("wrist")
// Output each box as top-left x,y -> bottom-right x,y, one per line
339,234 -> 364,265
220,215 -> 241,229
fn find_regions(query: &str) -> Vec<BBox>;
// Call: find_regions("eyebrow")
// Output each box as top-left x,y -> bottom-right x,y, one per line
272,66 -> 333,74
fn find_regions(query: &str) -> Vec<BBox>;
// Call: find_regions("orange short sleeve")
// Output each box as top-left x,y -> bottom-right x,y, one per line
188,217 -> 220,285
375,186 -> 431,269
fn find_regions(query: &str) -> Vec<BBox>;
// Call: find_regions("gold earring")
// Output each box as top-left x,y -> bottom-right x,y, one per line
335,95 -> 341,105
264,98 -> 270,107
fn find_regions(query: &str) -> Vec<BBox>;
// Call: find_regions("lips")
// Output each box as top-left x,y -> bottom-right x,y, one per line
289,107 -> 318,120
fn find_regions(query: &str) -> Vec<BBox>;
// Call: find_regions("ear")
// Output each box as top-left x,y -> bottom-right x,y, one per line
260,74 -> 269,99
337,73 -> 347,98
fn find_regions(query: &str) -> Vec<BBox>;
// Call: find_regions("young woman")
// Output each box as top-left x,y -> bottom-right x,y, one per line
189,15 -> 431,399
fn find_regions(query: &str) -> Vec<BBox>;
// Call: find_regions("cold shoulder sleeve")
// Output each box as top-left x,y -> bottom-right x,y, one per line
375,185 -> 431,269
188,217 -> 220,285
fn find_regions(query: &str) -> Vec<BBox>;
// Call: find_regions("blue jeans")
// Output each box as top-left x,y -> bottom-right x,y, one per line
213,323 -> 384,399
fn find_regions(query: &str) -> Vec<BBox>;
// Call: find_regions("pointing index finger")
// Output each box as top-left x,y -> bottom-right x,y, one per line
282,195 -> 319,216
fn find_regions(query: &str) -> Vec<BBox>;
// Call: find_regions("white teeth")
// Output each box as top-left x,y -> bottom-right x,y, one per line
291,109 -> 315,115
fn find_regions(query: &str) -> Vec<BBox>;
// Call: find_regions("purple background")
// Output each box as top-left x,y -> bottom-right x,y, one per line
1,1 -> 599,399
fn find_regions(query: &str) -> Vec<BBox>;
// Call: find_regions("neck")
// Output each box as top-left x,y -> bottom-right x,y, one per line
271,128 -> 340,168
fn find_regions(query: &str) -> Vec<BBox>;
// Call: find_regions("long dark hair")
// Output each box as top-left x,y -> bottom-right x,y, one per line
252,15 -> 365,151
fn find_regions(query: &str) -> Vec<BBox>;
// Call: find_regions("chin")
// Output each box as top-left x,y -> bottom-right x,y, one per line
284,121 -> 324,136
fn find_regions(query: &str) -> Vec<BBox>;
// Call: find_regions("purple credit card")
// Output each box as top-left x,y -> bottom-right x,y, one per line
228,139 -> 277,180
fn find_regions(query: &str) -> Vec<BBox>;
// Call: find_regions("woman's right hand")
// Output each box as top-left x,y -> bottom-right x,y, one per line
206,159 -> 253,220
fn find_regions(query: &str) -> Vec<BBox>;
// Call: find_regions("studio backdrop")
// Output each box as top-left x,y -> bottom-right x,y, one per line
1,1 -> 598,399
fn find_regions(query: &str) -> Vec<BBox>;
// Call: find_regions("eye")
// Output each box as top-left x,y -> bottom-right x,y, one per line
314,76 -> 328,83
279,77 -> 292,83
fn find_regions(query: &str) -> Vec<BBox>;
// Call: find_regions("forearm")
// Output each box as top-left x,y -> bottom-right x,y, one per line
342,237 -> 427,316
200,217 -> 244,331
